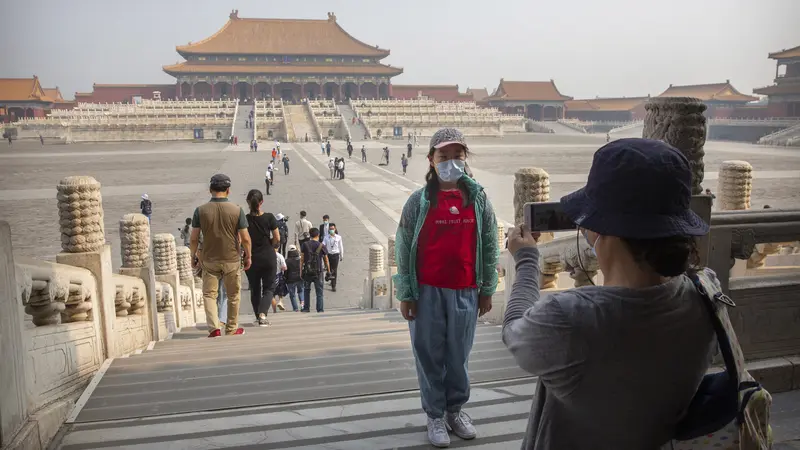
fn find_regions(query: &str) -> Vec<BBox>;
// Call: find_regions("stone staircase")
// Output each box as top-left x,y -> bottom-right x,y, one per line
340,103 -> 370,139
285,104 -> 319,142
758,122 -> 800,146
232,103 -> 254,144
55,308 -> 532,449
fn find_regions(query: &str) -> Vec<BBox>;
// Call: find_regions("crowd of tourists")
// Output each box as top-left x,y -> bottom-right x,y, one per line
184,127 -> 762,449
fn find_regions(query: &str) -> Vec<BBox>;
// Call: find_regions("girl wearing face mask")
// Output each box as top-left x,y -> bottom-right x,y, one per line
505,138 -> 716,450
393,128 -> 499,448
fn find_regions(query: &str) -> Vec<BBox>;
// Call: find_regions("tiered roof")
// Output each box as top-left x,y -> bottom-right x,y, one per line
565,97 -> 649,112
768,45 -> 800,60
487,79 -> 572,102
658,81 -> 756,103
0,76 -> 53,103
177,11 -> 389,57
466,88 -> 489,102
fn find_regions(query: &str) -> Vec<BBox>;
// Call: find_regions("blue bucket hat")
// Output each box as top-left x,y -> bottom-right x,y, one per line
560,138 -> 709,239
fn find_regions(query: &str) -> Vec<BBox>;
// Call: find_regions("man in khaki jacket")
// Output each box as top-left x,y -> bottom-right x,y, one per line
190,173 -> 251,337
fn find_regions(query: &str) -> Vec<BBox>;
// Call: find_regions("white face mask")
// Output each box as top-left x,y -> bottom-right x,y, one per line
436,159 -> 466,183
583,231 -> 601,258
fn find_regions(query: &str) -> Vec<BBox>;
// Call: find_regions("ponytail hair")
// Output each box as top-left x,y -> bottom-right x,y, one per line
246,189 -> 263,215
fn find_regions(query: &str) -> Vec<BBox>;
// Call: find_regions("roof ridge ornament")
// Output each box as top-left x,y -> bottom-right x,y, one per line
230,9 -> 239,20
327,12 -> 337,22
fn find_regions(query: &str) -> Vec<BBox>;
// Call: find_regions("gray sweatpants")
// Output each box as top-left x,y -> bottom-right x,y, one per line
409,284 -> 479,418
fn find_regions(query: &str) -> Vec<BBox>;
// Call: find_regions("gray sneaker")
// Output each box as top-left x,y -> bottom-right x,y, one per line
446,410 -> 476,440
427,416 -> 450,448
257,313 -> 270,327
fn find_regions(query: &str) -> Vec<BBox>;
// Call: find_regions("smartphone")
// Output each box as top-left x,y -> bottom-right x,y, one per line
524,201 -> 577,232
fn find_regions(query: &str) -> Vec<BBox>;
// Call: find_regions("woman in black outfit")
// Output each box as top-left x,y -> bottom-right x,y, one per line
244,189 -> 280,326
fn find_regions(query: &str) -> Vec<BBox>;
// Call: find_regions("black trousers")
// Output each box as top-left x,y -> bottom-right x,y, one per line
328,253 -> 340,288
265,178 -> 271,195
362,154 -> 367,162
284,165 -> 289,175
245,262 -> 276,317
279,241 -> 287,256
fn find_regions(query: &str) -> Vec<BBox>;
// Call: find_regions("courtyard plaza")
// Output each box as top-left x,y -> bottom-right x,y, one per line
1,134 -> 800,448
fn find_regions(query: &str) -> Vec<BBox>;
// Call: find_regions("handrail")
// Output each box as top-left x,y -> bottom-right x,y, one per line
230,99 -> 239,139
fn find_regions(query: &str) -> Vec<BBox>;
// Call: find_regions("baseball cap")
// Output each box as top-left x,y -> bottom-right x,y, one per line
209,173 -> 231,189
560,138 -> 709,239
430,127 -> 468,150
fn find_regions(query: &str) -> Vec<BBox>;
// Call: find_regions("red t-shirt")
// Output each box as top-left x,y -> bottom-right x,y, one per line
417,190 -> 478,289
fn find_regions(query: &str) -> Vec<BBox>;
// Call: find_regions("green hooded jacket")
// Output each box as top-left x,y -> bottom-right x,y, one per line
393,176 -> 499,301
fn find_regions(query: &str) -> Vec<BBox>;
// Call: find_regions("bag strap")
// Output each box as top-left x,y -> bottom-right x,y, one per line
687,270 -> 740,387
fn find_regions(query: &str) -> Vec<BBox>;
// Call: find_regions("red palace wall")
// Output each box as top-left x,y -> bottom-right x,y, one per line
391,85 -> 473,102
81,85 -> 177,103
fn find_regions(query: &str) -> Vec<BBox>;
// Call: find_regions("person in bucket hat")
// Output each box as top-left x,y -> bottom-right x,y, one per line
393,127 -> 500,447
503,138 -> 717,449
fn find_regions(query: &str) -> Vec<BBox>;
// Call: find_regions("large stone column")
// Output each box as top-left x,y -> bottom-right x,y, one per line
118,213 -> 160,340
0,222 -> 27,448
642,97 -> 707,194
55,176 -> 118,358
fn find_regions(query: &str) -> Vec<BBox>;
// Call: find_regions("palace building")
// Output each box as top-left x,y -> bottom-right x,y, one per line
485,79 -> 572,121
657,81 -> 757,118
162,10 -> 402,102
754,45 -> 800,118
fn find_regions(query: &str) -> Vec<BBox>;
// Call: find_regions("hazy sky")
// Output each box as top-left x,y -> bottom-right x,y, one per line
3,0 -> 799,100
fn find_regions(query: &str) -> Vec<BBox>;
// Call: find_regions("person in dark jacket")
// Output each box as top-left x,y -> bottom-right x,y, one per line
276,213 -> 289,256
140,194 -> 152,223
285,245 -> 303,311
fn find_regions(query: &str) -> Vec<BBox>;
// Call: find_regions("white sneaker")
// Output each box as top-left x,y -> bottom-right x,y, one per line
427,417 -> 450,448
446,410 -> 476,440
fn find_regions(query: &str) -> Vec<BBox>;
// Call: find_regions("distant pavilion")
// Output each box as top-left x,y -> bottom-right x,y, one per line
163,10 -> 403,102
753,45 -> 800,117
485,79 -> 572,121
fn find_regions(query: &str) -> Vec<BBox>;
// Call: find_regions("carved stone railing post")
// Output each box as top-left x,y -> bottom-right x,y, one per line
176,246 -> 199,323
55,176 -> 118,358
118,213 -> 159,340
717,160 -> 753,211
152,233 -> 182,330
387,235 -> 398,309
0,221 -> 28,446
513,167 -> 557,287
363,244 -> 389,309
643,97 -> 707,194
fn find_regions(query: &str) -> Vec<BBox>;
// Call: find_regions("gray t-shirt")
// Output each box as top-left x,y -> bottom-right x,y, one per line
503,247 -> 715,450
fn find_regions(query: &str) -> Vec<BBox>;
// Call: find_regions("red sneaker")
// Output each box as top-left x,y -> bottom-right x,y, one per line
208,329 -> 221,338
231,327 -> 246,335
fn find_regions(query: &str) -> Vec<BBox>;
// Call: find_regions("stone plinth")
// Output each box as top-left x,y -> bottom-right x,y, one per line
642,97 -> 707,194
152,234 -> 177,275
57,176 -> 105,253
717,160 -> 753,211
119,213 -> 150,268
57,245 -> 118,358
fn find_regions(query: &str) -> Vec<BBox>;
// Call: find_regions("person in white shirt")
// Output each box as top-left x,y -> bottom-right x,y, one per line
265,163 -> 273,195
295,210 -> 313,247
328,158 -> 335,179
322,223 -> 344,292
272,245 -> 288,312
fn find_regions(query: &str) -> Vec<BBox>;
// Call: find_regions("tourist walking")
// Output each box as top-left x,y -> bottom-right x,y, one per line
253,140 -> 258,152
285,244 -> 303,311
271,148 -> 278,164
272,243 -> 288,312
275,213 -> 289,256
320,141 -> 326,154
179,218 -> 191,246
243,189 -> 279,327
40,134 -> 44,146
401,154 -> 408,176
319,215 -> 331,237
190,173 -> 251,337
326,140 -> 331,157
328,158 -> 336,179
295,210 -> 313,247
407,141 -> 413,158
282,153 -> 290,175
301,228 -> 330,313
504,138 -> 716,450
322,223 -> 343,292
140,194 -> 152,223
264,164 -> 273,195
361,144 -> 367,162
338,158 -> 346,179
393,128 -> 499,447
347,141 -> 354,158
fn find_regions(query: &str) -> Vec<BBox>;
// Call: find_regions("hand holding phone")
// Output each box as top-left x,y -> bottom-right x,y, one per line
524,201 -> 577,232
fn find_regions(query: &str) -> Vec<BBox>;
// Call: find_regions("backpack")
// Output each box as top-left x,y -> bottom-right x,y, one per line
286,255 -> 301,283
302,241 -> 324,281
141,199 -> 152,215
671,269 -> 772,450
